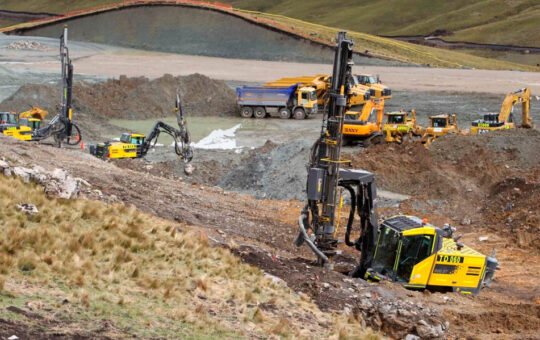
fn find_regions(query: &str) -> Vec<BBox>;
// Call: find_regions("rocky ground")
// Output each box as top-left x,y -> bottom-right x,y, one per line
1,124 -> 539,339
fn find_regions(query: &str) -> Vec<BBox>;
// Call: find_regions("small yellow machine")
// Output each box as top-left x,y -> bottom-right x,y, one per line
342,99 -> 385,146
421,113 -> 461,146
352,74 -> 392,99
383,109 -> 423,143
1,107 -> 49,141
471,88 -> 532,135
90,91 -> 193,162
365,215 -> 498,294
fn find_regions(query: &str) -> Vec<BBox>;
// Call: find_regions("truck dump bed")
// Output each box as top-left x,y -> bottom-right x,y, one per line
236,84 -> 298,107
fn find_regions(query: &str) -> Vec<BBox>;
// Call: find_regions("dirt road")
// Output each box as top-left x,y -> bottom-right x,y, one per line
1,35 -> 539,95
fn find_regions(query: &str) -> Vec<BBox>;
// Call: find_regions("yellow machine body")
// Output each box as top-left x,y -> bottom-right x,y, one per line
421,113 -> 461,146
2,125 -> 33,141
342,99 -> 384,142
366,215 -> 494,294
383,110 -> 423,143
353,74 -> 392,99
97,133 -> 145,159
470,88 -> 532,135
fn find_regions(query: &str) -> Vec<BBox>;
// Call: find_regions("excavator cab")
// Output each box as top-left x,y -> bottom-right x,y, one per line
366,215 -> 498,294
120,133 -> 145,145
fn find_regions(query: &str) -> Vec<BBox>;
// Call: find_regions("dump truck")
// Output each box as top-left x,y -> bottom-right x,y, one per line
353,74 -> 392,99
236,84 -> 318,119
295,31 -> 497,295
383,109 -> 423,144
265,75 -> 371,112
342,98 -> 385,146
471,88 -> 532,135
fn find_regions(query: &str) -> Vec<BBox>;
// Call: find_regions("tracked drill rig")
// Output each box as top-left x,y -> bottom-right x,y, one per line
32,26 -> 81,146
295,32 -> 378,277
90,90 -> 193,162
295,32 -> 498,294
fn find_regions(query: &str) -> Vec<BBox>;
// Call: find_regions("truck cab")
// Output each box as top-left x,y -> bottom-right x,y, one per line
297,86 -> 318,115
366,215 -> 497,294
353,74 -> 392,99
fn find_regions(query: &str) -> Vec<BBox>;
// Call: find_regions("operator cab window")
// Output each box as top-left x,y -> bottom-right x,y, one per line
120,134 -> 131,143
310,90 -> 317,101
396,235 -> 434,282
131,136 -> 144,145
301,92 -> 308,104
372,227 -> 400,278
432,118 -> 447,127
389,115 -> 405,124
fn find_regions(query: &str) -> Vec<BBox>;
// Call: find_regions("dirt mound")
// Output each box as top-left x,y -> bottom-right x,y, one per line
0,73 -> 236,119
218,139 -> 312,200
346,128 -> 540,252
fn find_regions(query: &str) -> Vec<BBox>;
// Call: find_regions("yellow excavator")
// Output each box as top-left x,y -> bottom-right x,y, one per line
471,88 -> 533,135
421,113 -> 463,146
90,91 -> 193,162
296,32 -> 498,295
383,109 -> 423,144
342,98 -> 385,146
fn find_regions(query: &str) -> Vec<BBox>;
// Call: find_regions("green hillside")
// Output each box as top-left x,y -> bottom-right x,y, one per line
1,0 -> 539,47
224,0 -> 540,47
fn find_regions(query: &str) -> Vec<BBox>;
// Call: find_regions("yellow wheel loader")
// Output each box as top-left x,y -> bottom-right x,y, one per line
352,74 -> 392,99
295,31 -> 497,295
421,113 -> 462,146
383,109 -> 423,144
471,88 -> 533,135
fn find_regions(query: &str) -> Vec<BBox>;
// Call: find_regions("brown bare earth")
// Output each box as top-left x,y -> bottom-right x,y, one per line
1,127 -> 539,339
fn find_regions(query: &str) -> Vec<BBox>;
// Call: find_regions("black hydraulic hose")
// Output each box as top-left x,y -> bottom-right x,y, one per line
342,185 -> 357,247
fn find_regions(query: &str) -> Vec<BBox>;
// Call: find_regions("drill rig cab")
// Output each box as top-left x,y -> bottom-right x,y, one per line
366,215 -> 498,294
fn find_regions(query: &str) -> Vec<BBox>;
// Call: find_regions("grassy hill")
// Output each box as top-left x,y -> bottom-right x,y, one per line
0,0 -> 538,70
0,175 -> 377,338
1,0 -> 538,47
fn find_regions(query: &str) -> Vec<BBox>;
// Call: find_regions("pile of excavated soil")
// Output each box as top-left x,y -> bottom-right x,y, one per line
218,140 -> 313,200
346,128 -> 540,251
0,73 -> 236,119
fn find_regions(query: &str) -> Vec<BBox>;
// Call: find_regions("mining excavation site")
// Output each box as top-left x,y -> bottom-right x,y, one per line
0,3 -> 539,340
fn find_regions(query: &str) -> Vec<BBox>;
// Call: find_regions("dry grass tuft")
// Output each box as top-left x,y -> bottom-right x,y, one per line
0,175 -> 380,339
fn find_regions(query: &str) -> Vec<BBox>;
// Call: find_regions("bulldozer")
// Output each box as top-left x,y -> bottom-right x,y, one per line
421,113 -> 462,146
352,74 -> 392,99
90,91 -> 193,162
383,109 -> 423,144
342,98 -> 385,146
471,88 -> 533,135
295,31 -> 497,295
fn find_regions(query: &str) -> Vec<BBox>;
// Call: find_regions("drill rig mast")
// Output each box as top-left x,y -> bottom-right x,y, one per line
295,32 -> 378,277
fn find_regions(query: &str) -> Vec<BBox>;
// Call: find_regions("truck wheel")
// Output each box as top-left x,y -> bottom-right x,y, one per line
240,106 -> 253,118
279,108 -> 291,119
254,107 -> 266,119
293,108 -> 306,120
